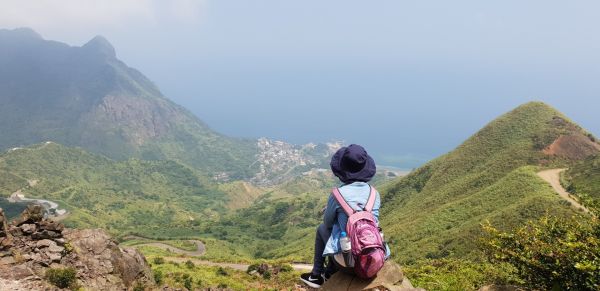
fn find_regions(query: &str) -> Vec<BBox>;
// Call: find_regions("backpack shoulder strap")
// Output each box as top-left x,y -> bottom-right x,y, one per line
331,188 -> 355,216
364,186 -> 377,212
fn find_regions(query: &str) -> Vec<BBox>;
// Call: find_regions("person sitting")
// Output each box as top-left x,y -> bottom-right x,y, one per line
300,144 -> 389,288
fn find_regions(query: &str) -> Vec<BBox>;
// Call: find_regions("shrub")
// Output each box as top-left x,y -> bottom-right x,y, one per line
404,258 -> 521,291
153,257 -> 165,265
184,260 -> 195,269
216,267 -> 229,276
184,276 -> 193,290
262,270 -> 272,280
482,215 -> 600,290
246,263 -> 259,274
153,270 -> 163,285
133,283 -> 146,291
277,263 -> 293,272
45,267 -> 77,289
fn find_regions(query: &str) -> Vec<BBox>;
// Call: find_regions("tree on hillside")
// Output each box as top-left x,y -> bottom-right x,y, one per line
482,215 -> 600,290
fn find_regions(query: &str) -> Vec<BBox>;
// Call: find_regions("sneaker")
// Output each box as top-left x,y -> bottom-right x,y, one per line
300,272 -> 324,288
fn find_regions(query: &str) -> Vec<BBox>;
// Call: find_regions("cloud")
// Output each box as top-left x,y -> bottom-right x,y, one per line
0,0 -> 206,43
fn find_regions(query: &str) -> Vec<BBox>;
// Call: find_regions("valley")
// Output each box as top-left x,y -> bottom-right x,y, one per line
0,28 -> 598,290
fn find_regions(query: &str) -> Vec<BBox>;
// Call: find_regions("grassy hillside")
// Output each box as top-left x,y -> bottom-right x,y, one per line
380,102 -> 598,264
563,155 -> 600,214
203,171 -> 337,262
0,142 -> 230,236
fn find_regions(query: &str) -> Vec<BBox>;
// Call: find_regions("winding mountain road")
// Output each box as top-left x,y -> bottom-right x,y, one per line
128,239 -> 312,272
162,256 -> 312,272
537,168 -> 593,215
134,240 -> 206,256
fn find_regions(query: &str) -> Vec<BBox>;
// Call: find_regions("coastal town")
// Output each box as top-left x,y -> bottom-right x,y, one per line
250,138 -> 342,185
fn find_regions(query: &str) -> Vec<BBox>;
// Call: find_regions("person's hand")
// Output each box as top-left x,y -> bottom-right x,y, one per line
319,206 -> 327,215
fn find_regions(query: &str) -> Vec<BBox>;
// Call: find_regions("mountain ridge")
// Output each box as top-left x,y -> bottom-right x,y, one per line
379,101 -> 599,263
0,27 -> 335,181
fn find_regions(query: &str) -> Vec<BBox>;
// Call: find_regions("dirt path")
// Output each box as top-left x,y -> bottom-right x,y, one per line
127,237 -> 313,272
537,168 -> 593,215
134,240 -> 206,256
162,256 -> 312,272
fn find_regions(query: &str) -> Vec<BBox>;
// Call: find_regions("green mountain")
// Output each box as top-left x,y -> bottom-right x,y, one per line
379,102 -> 599,263
0,142 -> 231,237
0,28 -> 258,179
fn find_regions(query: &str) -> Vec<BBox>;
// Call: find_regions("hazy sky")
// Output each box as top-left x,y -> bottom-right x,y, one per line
2,0 -> 599,167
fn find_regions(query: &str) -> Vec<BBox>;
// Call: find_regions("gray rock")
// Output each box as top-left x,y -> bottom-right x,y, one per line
48,245 -> 64,253
19,224 -> 36,234
0,208 -> 155,290
321,261 -> 425,291
36,239 -> 57,248
32,230 -> 61,239
64,229 -> 155,289
39,220 -> 64,232
13,204 -> 44,226
0,256 -> 15,265
48,253 -> 62,262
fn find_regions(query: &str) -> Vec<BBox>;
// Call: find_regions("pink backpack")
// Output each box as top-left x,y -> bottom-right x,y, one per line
332,186 -> 386,279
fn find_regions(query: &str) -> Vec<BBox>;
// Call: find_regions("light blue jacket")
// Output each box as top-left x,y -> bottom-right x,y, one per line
322,182 -> 390,257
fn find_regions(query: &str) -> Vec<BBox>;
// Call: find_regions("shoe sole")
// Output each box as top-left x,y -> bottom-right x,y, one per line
300,278 -> 322,289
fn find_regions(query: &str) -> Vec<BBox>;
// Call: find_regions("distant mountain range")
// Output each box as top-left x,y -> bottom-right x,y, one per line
0,28 -> 333,182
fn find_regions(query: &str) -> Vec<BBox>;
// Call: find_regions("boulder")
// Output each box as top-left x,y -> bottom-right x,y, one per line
0,207 -> 155,290
321,261 -> 425,291
39,220 -> 64,232
13,204 -> 45,226
0,208 -> 9,235
64,228 -> 155,289
0,209 -> 12,250
19,223 -> 37,234
32,230 -> 61,239
36,239 -> 57,248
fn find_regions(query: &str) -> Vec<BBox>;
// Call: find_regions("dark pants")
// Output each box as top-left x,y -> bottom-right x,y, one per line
311,224 -> 337,275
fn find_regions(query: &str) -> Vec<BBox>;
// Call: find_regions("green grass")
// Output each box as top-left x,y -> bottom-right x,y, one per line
404,258 -> 522,291
380,102 -> 591,264
163,240 -> 198,252
563,155 -> 600,214
149,260 -> 300,290
0,143 -> 229,235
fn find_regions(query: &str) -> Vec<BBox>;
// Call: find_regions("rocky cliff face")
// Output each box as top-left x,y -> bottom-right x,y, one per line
0,205 -> 154,290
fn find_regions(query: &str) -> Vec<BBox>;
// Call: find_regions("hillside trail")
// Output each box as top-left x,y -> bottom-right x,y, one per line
162,256 -> 312,272
128,239 -> 313,272
537,168 -> 594,215
134,240 -> 206,256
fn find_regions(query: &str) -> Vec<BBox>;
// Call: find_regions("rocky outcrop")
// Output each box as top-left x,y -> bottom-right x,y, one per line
321,261 -> 425,291
63,228 -> 154,289
0,205 -> 154,290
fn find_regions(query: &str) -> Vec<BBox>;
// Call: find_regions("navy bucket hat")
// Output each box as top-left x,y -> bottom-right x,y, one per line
330,144 -> 376,184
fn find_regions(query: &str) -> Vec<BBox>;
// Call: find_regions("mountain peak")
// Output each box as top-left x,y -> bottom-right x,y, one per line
515,100 -> 560,113
0,27 -> 43,41
82,35 -> 116,58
